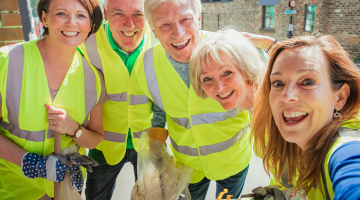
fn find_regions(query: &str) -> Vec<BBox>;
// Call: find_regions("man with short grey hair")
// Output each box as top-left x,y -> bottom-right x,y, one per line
78,0 -> 165,199
129,0 -> 274,199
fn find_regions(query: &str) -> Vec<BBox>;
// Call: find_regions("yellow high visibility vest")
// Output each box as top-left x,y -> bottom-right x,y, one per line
273,120 -> 360,199
78,24 -> 152,165
0,40 -> 102,199
130,31 -> 252,183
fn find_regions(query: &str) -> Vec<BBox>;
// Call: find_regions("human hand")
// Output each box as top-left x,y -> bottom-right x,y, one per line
21,152 -> 67,182
45,104 -> 78,136
242,32 -> 275,50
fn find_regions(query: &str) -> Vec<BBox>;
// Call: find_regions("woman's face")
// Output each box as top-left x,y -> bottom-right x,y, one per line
200,53 -> 253,111
42,0 -> 91,48
269,47 -> 337,149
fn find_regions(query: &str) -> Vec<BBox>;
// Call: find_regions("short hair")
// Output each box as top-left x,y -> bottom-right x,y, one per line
189,28 -> 265,99
37,0 -> 103,38
251,34 -> 360,194
144,0 -> 201,29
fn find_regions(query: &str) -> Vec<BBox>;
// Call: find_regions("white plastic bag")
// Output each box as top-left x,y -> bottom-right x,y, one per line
131,132 -> 192,200
61,172 -> 82,200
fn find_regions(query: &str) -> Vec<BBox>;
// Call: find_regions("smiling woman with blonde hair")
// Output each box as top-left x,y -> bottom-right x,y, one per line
190,28 -> 266,111
252,35 -> 360,199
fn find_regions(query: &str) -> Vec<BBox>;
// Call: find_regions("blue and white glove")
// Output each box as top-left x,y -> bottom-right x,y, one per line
68,164 -> 83,191
54,152 -> 98,191
21,152 -> 67,182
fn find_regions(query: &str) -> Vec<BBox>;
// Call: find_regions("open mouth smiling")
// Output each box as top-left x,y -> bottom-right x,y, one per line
171,39 -> 189,49
282,111 -> 309,123
122,31 -> 137,37
62,31 -> 79,37
217,91 -> 234,99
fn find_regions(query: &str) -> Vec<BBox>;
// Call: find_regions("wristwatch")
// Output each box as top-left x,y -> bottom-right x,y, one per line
69,123 -> 83,139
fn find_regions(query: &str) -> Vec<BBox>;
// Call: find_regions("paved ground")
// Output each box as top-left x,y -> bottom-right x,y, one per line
81,152 -> 270,200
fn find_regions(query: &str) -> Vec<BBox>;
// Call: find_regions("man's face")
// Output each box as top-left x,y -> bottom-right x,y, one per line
104,0 -> 147,54
151,1 -> 201,63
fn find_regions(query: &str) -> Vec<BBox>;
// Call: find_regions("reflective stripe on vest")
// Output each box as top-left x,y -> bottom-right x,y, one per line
104,131 -> 126,143
130,94 -> 150,105
4,45 -> 96,142
143,47 -> 243,129
143,47 -> 248,156
84,34 -> 127,104
191,109 -> 241,126
84,34 -> 148,107
84,34 -> 103,72
170,126 -> 249,156
133,128 -> 149,139
279,127 -> 360,200
108,92 -> 127,102
321,127 -> 360,200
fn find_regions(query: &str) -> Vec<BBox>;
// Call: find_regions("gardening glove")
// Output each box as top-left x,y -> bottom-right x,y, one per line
53,152 -> 99,191
241,186 -> 286,200
21,152 -> 67,182
65,152 -> 99,173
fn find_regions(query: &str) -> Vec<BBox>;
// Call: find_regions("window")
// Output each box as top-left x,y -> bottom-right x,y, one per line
263,6 -> 274,29
201,0 -> 232,2
304,4 -> 316,32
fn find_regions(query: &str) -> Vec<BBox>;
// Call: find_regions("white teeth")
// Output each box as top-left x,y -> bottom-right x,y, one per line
283,111 -> 307,118
123,32 -> 135,36
172,39 -> 189,46
219,91 -> 233,98
62,31 -> 78,37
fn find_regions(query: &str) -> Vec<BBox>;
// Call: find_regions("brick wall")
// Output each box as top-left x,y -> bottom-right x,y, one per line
201,0 -> 360,58
0,0 -> 24,47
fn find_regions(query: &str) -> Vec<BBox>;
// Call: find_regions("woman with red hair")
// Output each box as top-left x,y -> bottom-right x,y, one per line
252,35 -> 360,199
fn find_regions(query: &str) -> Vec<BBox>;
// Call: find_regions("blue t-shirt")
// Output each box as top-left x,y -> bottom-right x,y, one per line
329,141 -> 360,200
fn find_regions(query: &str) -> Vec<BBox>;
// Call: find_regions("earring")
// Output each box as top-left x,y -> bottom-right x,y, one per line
43,24 -> 48,28
334,108 -> 342,119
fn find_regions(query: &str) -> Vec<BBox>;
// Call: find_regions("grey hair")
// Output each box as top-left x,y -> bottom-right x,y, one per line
144,0 -> 201,29
189,28 -> 266,98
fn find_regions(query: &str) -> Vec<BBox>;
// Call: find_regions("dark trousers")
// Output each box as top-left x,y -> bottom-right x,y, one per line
85,149 -> 138,200
188,165 -> 249,200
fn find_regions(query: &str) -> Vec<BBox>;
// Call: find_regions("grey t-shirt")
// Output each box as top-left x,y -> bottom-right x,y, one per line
150,52 -> 190,128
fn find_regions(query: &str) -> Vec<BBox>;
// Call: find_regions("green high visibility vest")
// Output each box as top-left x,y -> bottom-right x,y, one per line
78,25 -> 152,165
130,30 -> 252,183
274,119 -> 360,200
0,40 -> 102,199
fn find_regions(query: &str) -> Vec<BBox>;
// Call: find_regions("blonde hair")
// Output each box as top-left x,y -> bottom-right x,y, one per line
144,0 -> 201,29
251,35 -> 360,195
189,28 -> 265,99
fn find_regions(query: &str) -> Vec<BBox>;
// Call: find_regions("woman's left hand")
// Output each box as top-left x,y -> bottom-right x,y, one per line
242,32 -> 275,50
45,104 -> 77,135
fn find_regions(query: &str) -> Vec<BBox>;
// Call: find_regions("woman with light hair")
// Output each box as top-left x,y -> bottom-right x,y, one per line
188,28 -> 269,198
190,28 -> 266,112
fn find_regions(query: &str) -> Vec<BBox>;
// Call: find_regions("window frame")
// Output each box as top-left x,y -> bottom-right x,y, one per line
262,5 -> 275,30
304,4 -> 316,32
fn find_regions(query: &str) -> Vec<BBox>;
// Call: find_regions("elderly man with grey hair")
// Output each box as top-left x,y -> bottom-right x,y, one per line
77,0 -> 166,199
129,0 -> 275,199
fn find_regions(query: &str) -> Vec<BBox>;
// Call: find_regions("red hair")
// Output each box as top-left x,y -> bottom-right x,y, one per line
251,35 -> 360,194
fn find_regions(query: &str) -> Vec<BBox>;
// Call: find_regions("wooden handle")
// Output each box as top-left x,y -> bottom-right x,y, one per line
54,131 -> 61,200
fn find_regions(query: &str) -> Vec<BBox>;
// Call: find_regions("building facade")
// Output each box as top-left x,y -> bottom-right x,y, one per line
201,0 -> 360,58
